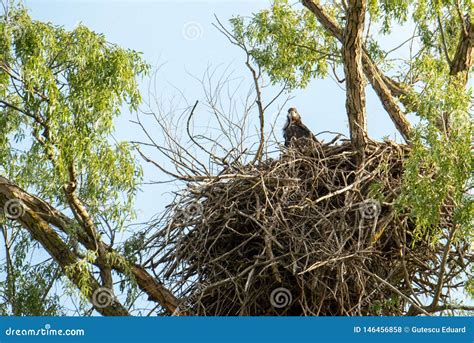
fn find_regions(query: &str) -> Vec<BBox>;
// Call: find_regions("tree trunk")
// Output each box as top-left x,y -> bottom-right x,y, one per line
343,0 -> 368,157
302,0 -> 412,143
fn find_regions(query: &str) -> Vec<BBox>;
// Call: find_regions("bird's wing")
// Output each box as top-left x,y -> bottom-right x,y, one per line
290,122 -> 314,140
298,122 -> 317,141
284,121 -> 317,147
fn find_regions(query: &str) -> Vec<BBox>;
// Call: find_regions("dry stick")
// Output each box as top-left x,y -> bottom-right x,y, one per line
299,253 -> 358,274
312,172 -> 373,205
363,269 -> 431,316
213,16 -> 267,164
347,265 -> 400,314
186,99 -> 222,167
428,226 -> 459,311
236,209 -> 284,250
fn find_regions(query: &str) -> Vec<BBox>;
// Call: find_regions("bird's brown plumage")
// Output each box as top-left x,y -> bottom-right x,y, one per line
283,108 -> 316,147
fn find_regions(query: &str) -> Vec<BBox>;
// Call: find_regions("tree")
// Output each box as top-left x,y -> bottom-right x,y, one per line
220,0 -> 472,314
0,3 -> 177,315
0,0 -> 472,316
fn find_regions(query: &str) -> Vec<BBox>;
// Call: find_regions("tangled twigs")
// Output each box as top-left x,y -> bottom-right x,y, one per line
150,137 -> 471,316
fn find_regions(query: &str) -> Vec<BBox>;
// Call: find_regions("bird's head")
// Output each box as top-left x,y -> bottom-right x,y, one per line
287,107 -> 301,123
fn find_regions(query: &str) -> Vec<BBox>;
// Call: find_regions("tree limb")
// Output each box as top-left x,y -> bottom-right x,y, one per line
0,175 -> 179,315
450,16 -> 473,84
302,0 -> 412,142
343,0 -> 368,155
437,14 -> 452,65
0,177 -> 129,316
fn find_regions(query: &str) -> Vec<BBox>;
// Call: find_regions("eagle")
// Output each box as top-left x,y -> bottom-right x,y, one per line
283,107 -> 316,147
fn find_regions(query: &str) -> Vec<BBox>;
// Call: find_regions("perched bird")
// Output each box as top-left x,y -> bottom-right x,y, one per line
283,107 -> 316,147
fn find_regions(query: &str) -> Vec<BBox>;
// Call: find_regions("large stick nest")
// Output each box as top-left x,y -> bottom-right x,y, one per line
152,138 -> 463,316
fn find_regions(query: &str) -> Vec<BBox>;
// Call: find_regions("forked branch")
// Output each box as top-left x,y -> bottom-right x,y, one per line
302,0 -> 412,142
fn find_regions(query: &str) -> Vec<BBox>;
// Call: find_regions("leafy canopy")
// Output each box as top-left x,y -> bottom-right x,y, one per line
229,1 -> 339,89
0,5 -> 149,225
0,4 -> 149,314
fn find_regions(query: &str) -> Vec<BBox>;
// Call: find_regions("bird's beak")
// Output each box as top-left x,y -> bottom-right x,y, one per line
289,110 -> 298,122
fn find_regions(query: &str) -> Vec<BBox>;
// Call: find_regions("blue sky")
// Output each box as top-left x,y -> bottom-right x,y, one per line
23,0 -> 416,223
1,0 -> 468,315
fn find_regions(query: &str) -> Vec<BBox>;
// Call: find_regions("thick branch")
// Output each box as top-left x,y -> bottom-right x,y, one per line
1,96 -> 114,289
63,163 -> 113,289
302,0 -> 412,142
361,49 -> 412,142
0,175 -> 179,314
450,17 -> 473,84
343,0 -> 368,154
0,177 -> 129,316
